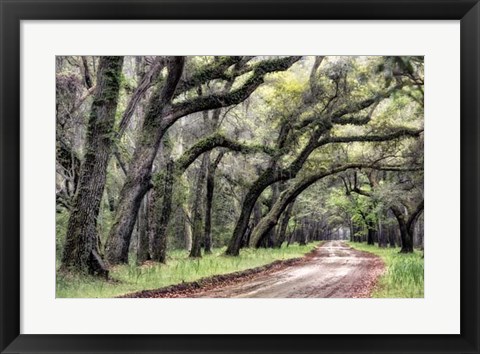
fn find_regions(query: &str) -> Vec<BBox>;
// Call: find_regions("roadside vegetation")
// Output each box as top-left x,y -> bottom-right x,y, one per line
348,242 -> 424,298
56,243 -> 319,298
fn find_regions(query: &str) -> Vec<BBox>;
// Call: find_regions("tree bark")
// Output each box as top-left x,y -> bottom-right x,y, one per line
366,219 -> 376,245
105,57 -> 185,265
391,200 -> 423,253
189,154 -> 209,258
183,205 -> 193,252
204,151 -> 224,254
61,56 -> 124,275
149,160 -> 174,262
257,183 -> 280,248
136,194 -> 150,264
81,56 -> 93,89
391,206 -> 412,253
275,200 -> 295,248
225,169 -> 276,255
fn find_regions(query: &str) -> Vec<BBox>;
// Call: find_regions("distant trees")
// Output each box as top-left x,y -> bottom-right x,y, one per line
225,56 -> 423,255
337,167 -> 423,253
56,55 -> 424,276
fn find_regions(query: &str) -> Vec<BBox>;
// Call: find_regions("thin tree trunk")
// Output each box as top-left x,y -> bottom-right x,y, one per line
190,154 -> 209,258
388,226 -> 396,248
204,151 -> 224,254
367,225 -> 375,245
61,56 -> 124,275
183,206 -> 193,252
136,194 -> 150,264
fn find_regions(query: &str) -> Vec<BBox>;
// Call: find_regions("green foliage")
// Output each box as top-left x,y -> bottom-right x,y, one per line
56,243 -> 319,298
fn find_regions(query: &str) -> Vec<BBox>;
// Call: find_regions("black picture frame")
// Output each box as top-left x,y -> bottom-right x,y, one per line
1,1 -> 479,353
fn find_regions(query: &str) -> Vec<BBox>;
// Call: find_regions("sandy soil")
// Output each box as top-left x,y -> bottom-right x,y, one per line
124,241 -> 385,298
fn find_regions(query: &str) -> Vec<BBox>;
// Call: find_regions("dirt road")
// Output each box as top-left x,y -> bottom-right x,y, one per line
123,241 -> 384,298
182,241 -> 383,298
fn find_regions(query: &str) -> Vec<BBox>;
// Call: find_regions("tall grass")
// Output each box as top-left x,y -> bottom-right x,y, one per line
347,242 -> 424,298
56,243 -> 319,298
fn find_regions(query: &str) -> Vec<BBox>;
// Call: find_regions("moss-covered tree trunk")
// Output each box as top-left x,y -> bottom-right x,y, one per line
257,183 -> 280,248
225,168 -> 277,255
274,200 -> 295,248
105,57 -> 185,265
61,56 -> 124,275
150,160 -> 174,263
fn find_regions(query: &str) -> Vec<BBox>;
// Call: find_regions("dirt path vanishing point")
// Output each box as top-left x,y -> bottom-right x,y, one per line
124,241 -> 385,298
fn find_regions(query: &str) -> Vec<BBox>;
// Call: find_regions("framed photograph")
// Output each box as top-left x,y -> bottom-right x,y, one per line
1,0 -> 478,353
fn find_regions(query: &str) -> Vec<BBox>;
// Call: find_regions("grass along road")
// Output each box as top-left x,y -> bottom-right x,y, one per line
56,243 -> 319,298
125,241 -> 385,298
347,242 -> 424,298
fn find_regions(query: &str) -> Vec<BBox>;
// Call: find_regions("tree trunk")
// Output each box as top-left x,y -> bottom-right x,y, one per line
298,222 -> 307,245
349,220 -> 354,242
391,200 -> 423,253
391,206 -> 413,253
367,226 -> 375,245
183,206 -> 193,252
190,154 -> 209,258
105,57 -> 185,265
61,56 -> 124,275
136,194 -> 150,264
203,154 -> 214,254
388,226 -> 396,248
204,151 -> 224,254
257,183 -> 280,248
274,200 -> 295,248
150,160 -> 174,263
225,169 -> 276,255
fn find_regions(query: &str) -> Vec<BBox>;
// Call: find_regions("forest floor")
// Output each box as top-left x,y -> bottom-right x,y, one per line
123,241 -> 385,298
